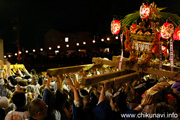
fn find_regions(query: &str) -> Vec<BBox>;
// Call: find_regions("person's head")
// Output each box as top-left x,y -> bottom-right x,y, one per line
0,96 -> 9,109
31,79 -> 37,85
0,78 -> 4,86
17,80 -> 28,92
156,102 -> 175,120
31,75 -> 38,85
12,91 -> 26,108
133,83 -> 146,103
7,76 -> 17,90
29,99 -> 48,120
79,89 -> 91,110
112,91 -> 128,113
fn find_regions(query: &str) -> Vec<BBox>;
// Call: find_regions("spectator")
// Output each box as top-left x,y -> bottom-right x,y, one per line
67,73 -> 109,120
28,99 -> 48,120
0,96 -> 9,120
5,91 -> 30,120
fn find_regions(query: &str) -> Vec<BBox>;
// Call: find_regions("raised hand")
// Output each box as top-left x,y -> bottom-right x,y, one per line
141,94 -> 153,107
66,74 -> 75,89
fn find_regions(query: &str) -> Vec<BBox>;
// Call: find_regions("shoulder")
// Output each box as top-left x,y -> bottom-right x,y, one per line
16,111 -> 30,116
7,111 -> 30,119
5,111 -> 14,120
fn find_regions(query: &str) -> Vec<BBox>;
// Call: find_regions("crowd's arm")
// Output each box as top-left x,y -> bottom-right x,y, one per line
0,60 -> 180,120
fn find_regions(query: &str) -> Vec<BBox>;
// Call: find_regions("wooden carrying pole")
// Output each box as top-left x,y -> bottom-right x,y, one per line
47,64 -> 103,76
92,57 -> 180,80
146,81 -> 175,97
81,70 -> 138,86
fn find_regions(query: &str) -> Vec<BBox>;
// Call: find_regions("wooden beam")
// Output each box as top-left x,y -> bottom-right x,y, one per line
100,72 -> 139,84
146,81 -> 175,97
92,57 -> 119,67
93,57 -> 180,80
81,70 -> 135,86
47,64 -> 103,76
113,56 -> 180,71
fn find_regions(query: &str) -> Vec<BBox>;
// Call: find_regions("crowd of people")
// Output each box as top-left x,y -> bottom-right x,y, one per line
0,59 -> 180,120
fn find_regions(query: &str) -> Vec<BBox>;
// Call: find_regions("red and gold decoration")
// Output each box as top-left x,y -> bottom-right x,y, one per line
111,20 -> 121,35
140,3 -> 150,20
109,2 -> 180,71
173,27 -> 180,41
160,22 -> 174,39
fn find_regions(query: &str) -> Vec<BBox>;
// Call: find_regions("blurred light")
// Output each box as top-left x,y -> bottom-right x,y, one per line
49,47 -> 52,50
101,38 -> 104,42
57,45 -> 60,49
104,48 -> 110,53
115,36 -> 119,39
40,48 -> 43,51
92,40 -> 96,43
65,37 -> 69,42
8,55 -> 11,58
15,53 -> 18,56
19,51 -> 22,54
25,50 -> 28,53
4,55 -> 6,58
55,50 -> 59,55
107,37 -> 110,41
66,44 -> 69,47
76,43 -> 79,46
83,42 -> 86,45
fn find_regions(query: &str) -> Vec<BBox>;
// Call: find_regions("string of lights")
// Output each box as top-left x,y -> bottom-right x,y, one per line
4,36 -> 120,58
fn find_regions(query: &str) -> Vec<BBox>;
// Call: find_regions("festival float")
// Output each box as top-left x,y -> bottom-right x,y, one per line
92,2 -> 180,95
47,2 -> 180,98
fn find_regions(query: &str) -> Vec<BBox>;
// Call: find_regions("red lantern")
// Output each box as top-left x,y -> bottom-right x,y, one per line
160,22 -> 174,39
140,4 -> 150,20
111,20 -> 121,35
173,27 -> 180,41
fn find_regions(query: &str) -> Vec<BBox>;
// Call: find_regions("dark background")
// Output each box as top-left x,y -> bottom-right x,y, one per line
0,0 -> 180,53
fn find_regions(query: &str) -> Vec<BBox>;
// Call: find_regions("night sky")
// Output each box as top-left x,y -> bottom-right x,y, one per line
0,0 -> 180,53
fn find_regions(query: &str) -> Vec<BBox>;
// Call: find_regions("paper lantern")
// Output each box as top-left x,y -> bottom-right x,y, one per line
111,20 -> 121,35
160,22 -> 174,39
140,4 -> 150,20
173,27 -> 180,41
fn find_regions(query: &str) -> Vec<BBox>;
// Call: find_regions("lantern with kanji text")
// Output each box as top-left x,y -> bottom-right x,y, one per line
160,22 -> 174,39
111,20 -> 121,35
140,3 -> 150,20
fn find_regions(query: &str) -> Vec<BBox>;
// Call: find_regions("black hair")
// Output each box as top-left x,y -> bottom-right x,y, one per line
12,91 -> 26,108
18,80 -> 28,87
8,76 -> 17,86
79,89 -> 89,97
113,91 -> 128,113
